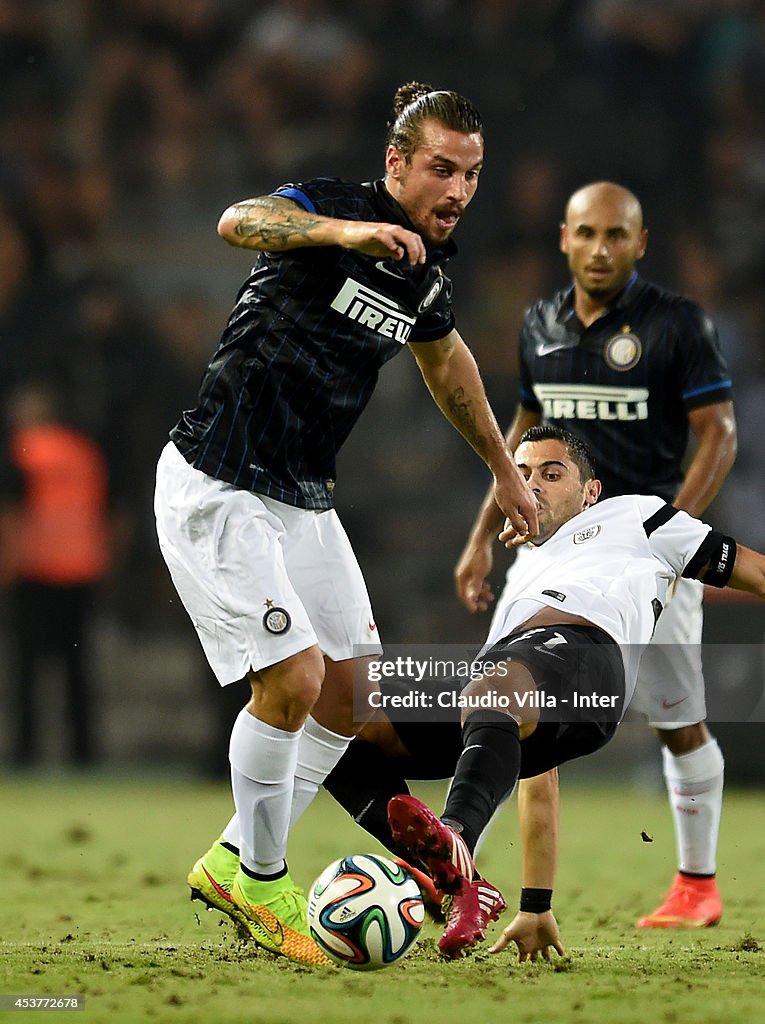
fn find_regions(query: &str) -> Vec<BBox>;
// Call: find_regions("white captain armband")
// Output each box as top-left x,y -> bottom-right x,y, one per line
682,530 -> 737,587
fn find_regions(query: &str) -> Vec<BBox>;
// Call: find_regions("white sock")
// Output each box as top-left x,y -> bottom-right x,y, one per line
662,738 -> 724,876
221,814 -> 240,850
228,709 -> 301,877
290,716 -> 353,828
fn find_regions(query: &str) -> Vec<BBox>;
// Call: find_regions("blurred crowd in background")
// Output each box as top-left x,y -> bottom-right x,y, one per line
0,0 -> 763,771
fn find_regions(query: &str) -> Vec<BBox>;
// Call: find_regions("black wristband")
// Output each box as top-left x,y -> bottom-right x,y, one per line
520,887 -> 553,913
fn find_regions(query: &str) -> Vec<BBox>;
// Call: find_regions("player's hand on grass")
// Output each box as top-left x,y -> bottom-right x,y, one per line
454,542 -> 495,613
489,910 -> 565,963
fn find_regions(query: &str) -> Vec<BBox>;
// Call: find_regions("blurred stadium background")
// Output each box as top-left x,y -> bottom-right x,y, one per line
0,0 -> 762,779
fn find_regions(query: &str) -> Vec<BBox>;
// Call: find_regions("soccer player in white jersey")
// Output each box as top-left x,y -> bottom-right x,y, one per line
333,424 -> 764,958
455,181 -> 736,929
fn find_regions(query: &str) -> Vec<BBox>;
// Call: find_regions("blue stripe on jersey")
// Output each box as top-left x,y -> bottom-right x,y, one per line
682,379 -> 732,400
623,270 -> 638,293
272,187 -> 316,212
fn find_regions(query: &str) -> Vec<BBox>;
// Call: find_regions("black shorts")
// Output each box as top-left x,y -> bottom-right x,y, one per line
388,624 -> 625,780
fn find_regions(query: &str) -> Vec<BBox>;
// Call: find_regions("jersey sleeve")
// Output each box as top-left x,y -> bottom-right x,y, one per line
408,311 -> 456,342
672,301 -> 733,411
271,183 -> 316,212
270,177 -> 349,217
409,278 -> 456,342
639,496 -> 715,578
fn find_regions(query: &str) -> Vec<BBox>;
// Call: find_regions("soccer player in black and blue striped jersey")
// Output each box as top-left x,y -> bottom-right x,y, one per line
154,81 -> 538,965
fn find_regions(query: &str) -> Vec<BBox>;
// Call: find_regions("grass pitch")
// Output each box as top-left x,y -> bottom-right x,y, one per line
2,774 -> 764,1024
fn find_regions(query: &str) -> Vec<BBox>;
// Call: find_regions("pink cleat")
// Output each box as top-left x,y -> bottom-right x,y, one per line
387,795 -> 475,895
439,879 -> 507,959
637,872 -> 722,929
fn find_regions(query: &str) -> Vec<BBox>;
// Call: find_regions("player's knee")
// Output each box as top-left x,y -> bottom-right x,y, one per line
656,721 -> 710,755
519,720 -> 538,740
249,647 -> 325,728
460,664 -> 539,730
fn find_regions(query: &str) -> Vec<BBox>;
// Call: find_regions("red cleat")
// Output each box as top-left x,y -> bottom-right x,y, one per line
637,872 -> 722,929
439,879 -> 507,959
387,795 -> 474,895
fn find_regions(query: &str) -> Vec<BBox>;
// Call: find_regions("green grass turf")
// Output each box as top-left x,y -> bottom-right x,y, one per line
1,775 -> 764,1024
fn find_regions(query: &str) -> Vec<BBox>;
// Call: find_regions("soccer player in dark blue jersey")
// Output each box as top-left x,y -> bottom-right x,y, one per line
455,181 -> 737,931
154,81 -> 537,965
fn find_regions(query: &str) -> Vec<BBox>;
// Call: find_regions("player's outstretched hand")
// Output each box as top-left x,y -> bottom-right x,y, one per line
454,542 -> 495,613
488,910 -> 565,963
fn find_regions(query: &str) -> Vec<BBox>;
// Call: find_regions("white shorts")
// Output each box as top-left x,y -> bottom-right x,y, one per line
154,442 -> 382,685
494,549 -> 706,730
628,576 -> 706,729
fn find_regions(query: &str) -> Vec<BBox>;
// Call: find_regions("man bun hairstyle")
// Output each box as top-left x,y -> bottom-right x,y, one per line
387,81 -> 483,162
519,423 -> 597,482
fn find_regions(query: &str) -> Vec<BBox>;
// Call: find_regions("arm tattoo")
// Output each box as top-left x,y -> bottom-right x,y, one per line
232,196 -> 325,248
446,386 -> 481,448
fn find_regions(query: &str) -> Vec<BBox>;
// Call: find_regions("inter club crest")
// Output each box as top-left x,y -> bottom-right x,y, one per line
263,605 -> 292,635
604,327 -> 642,371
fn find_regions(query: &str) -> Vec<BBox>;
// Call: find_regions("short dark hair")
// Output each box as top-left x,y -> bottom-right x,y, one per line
518,424 -> 597,482
386,81 -> 483,162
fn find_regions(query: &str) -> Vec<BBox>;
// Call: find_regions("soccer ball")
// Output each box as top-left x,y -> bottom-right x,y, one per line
307,854 -> 425,970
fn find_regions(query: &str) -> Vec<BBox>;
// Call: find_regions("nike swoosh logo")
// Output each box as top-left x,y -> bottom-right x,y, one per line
248,903 -> 284,943
661,696 -> 688,710
375,260 -> 406,279
202,865 -> 233,903
503,628 -> 546,646
535,339 -> 577,356
533,645 -> 565,660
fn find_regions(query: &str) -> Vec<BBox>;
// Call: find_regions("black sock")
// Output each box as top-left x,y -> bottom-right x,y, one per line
324,739 -> 412,857
240,861 -> 287,882
442,711 -> 521,852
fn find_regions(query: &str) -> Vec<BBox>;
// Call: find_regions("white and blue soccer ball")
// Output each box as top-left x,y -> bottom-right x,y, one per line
307,854 -> 425,970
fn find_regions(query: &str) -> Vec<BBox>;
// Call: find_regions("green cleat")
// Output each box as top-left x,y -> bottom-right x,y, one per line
189,839 -> 239,913
188,838 -> 248,932
230,871 -> 332,966
188,839 -> 331,966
